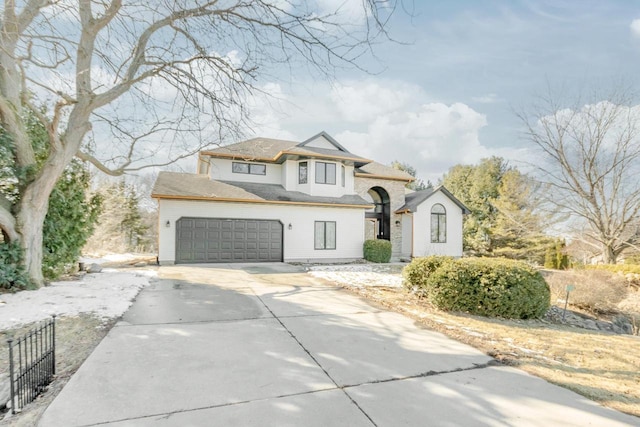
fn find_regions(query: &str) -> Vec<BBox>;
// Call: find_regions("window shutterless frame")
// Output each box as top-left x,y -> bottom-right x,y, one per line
232,161 -> 266,175
299,161 -> 308,184
431,204 -> 446,243
314,221 -> 336,250
315,162 -> 336,185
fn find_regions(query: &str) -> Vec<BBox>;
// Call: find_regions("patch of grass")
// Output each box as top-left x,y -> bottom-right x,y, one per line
0,315 -> 114,425
338,283 -> 640,418
543,269 -> 630,315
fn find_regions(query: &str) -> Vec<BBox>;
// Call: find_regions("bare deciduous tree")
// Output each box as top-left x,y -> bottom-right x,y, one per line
0,0 -> 399,285
520,90 -> 640,264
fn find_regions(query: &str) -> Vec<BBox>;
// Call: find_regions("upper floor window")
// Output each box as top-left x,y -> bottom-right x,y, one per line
315,162 -> 336,185
341,165 -> 345,187
299,161 -> 308,184
232,162 -> 266,175
431,204 -> 446,243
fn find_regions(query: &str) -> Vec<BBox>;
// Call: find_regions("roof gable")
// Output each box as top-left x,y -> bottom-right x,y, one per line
298,131 -> 350,152
201,131 -> 370,165
396,185 -> 470,214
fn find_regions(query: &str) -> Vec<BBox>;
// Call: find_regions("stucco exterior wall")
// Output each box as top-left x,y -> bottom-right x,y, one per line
157,199 -> 365,264
208,158 -> 282,184
410,191 -> 464,257
354,177 -> 407,260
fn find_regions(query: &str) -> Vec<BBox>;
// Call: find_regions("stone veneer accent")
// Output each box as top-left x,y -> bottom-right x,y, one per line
354,177 -> 407,260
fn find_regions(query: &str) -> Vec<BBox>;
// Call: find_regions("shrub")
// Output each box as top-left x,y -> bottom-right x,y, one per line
424,258 -> 550,319
543,269 -> 629,315
363,239 -> 392,263
43,160 -> 101,280
0,241 -> 32,291
402,256 -> 452,294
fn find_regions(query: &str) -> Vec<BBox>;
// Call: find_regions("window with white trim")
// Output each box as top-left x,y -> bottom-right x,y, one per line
299,162 -> 308,184
315,162 -> 336,185
431,204 -> 446,243
232,162 -> 266,175
314,221 -> 336,250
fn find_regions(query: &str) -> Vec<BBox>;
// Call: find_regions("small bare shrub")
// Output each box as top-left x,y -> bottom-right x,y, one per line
543,269 -> 628,315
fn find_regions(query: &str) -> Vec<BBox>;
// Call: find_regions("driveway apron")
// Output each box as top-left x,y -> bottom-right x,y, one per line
39,264 -> 639,426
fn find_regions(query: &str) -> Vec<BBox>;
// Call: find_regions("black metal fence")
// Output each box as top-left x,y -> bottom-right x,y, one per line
6,315 -> 56,414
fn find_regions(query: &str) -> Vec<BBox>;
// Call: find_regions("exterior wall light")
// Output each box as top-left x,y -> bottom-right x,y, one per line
288,223 -> 292,230
395,220 -> 401,226
165,220 -> 171,228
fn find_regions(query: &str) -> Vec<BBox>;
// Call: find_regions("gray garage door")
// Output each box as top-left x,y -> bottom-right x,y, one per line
176,218 -> 283,263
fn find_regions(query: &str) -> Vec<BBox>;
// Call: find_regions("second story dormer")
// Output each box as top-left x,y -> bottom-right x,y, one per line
198,131 -> 371,198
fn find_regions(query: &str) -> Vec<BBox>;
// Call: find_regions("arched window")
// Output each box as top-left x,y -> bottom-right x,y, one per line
365,187 -> 390,240
431,204 -> 446,243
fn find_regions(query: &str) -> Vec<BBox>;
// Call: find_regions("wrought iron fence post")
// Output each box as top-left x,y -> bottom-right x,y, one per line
7,338 -> 15,415
5,316 -> 57,413
52,315 -> 56,375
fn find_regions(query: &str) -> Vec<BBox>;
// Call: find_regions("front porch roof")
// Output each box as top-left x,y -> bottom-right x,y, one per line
395,186 -> 470,214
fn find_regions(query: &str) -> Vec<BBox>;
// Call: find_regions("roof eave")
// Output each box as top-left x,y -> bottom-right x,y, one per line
354,172 -> 414,183
152,193 -> 374,209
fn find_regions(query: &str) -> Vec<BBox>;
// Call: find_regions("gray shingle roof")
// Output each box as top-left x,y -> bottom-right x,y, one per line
152,171 -> 372,208
355,162 -> 415,181
395,186 -> 470,214
200,138 -> 297,160
200,132 -> 371,165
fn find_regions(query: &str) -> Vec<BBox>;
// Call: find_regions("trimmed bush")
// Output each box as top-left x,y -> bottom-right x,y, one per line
403,257 -> 550,319
402,256 -> 452,294
363,239 -> 392,263
0,241 -> 32,291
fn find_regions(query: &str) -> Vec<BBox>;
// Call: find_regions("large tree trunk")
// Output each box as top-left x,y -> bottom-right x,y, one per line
16,201 -> 47,285
602,245 -> 617,264
17,152 -> 73,286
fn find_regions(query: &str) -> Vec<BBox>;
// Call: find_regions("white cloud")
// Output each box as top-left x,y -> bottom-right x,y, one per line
471,93 -> 502,104
631,19 -> 640,38
330,80 -> 424,122
244,83 -> 299,141
243,78 -> 509,184
316,0 -> 371,25
336,102 -> 491,183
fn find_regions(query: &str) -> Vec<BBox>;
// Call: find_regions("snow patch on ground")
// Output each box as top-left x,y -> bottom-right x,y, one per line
80,253 -> 155,265
307,263 -> 405,288
0,271 -> 155,331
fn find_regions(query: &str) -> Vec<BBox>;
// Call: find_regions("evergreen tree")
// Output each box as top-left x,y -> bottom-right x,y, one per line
442,157 -> 555,263
43,161 -> 101,279
85,181 -> 150,254
391,161 -> 432,191
2,109 -> 101,281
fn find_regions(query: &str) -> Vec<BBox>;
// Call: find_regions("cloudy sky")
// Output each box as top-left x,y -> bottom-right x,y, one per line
243,0 -> 640,183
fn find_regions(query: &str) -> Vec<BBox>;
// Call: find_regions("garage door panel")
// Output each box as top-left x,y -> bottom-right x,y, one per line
176,217 -> 282,264
194,219 -> 208,228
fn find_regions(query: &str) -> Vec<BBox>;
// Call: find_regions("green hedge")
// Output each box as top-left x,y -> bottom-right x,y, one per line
0,242 -> 32,291
363,239 -> 392,263
402,256 -> 452,295
403,257 -> 550,319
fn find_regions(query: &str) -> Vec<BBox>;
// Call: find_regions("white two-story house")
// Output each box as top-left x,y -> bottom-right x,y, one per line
152,132 -> 468,264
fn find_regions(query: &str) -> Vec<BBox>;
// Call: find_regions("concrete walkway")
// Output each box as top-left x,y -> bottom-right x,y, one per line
39,264 -> 639,426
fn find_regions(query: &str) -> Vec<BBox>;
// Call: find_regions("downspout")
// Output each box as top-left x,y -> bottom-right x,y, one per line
155,198 -> 160,265
409,213 -> 414,258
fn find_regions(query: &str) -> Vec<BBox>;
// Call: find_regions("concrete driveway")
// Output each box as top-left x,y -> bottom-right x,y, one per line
39,263 -> 638,426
